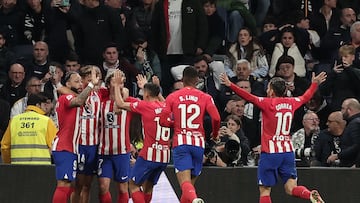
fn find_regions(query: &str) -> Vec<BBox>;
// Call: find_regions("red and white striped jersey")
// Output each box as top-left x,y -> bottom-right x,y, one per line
130,100 -> 171,163
228,83 -> 318,153
53,94 -> 81,153
78,91 -> 101,146
159,87 -> 221,149
98,97 -> 135,155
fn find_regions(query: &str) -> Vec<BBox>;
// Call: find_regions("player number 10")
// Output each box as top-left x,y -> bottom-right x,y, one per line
154,117 -> 170,141
274,112 -> 292,136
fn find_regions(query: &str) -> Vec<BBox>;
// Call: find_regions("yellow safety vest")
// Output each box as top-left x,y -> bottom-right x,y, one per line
10,111 -> 51,165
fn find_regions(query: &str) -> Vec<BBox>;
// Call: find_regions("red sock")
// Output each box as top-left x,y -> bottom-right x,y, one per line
144,193 -> 152,203
180,181 -> 197,203
292,186 -> 311,199
131,191 -> 145,203
99,192 -> 112,203
259,195 -> 272,203
52,186 -> 73,203
117,192 -> 129,203
180,195 -> 186,203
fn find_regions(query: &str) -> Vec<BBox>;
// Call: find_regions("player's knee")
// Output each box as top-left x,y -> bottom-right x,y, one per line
284,184 -> 296,195
81,185 -> 92,194
118,182 -> 129,193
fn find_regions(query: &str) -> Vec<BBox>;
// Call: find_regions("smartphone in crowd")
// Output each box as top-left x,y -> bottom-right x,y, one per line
49,65 -> 56,76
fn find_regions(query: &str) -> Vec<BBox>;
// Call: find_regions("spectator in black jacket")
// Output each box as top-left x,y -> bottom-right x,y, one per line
327,98 -> 360,167
45,0 -> 73,63
0,0 -> 23,48
309,0 -> 341,39
128,0 -> 156,41
317,7 -> 356,65
0,98 -> 10,142
314,111 -> 346,167
24,41 -> 50,81
0,30 -> 16,85
321,44 -> 360,111
69,0 -> 126,65
0,63 -> 26,106
202,0 -> 226,57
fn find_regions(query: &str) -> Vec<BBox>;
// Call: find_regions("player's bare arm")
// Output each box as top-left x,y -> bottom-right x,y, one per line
70,67 -> 99,107
113,70 -> 131,111
136,74 -> 147,89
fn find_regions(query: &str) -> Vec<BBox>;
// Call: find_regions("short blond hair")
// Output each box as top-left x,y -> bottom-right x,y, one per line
339,44 -> 355,56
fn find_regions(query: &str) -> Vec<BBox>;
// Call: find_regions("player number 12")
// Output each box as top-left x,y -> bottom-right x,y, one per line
178,104 -> 200,129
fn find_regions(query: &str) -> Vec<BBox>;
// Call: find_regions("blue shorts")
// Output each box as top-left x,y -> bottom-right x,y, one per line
52,151 -> 77,181
77,145 -> 98,175
97,153 -> 130,183
172,145 -> 204,177
257,152 -> 297,187
130,156 -> 167,185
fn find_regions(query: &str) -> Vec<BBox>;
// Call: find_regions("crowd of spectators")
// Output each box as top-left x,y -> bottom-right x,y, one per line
1,0 -> 360,168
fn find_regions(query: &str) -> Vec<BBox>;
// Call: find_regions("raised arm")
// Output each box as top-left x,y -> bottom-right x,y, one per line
220,73 -> 260,105
151,75 -> 165,102
114,70 -> 131,111
300,72 -> 327,103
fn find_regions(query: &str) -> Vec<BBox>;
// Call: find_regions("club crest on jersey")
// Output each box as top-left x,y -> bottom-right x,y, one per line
106,112 -> 114,123
133,101 -> 139,108
91,95 -> 99,101
66,95 -> 73,100
83,104 -> 93,114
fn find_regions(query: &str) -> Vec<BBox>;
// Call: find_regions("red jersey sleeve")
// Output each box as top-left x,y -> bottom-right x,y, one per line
130,99 -> 145,114
206,97 -> 221,138
229,83 -> 264,107
159,95 -> 174,128
63,94 -> 74,107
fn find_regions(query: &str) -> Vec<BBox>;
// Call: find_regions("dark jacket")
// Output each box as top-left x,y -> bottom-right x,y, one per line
24,59 -> 50,80
338,113 -> 360,167
317,25 -> 351,63
0,47 -> 16,84
322,66 -> 360,111
151,0 -> 208,57
204,10 -> 225,56
0,98 -> 10,140
314,129 -> 340,166
45,5 -> 72,63
309,8 -> 341,39
129,5 -> 153,39
70,3 -> 125,65
18,0 -> 52,45
0,80 -> 26,106
0,4 -> 24,48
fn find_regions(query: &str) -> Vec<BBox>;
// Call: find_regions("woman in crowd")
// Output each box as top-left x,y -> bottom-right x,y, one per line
269,26 -> 306,77
228,27 -> 269,79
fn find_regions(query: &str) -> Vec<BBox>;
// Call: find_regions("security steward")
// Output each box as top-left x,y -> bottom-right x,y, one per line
1,93 -> 57,164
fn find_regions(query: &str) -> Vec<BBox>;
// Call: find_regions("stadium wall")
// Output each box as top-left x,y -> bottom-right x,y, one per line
0,164 -> 359,203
